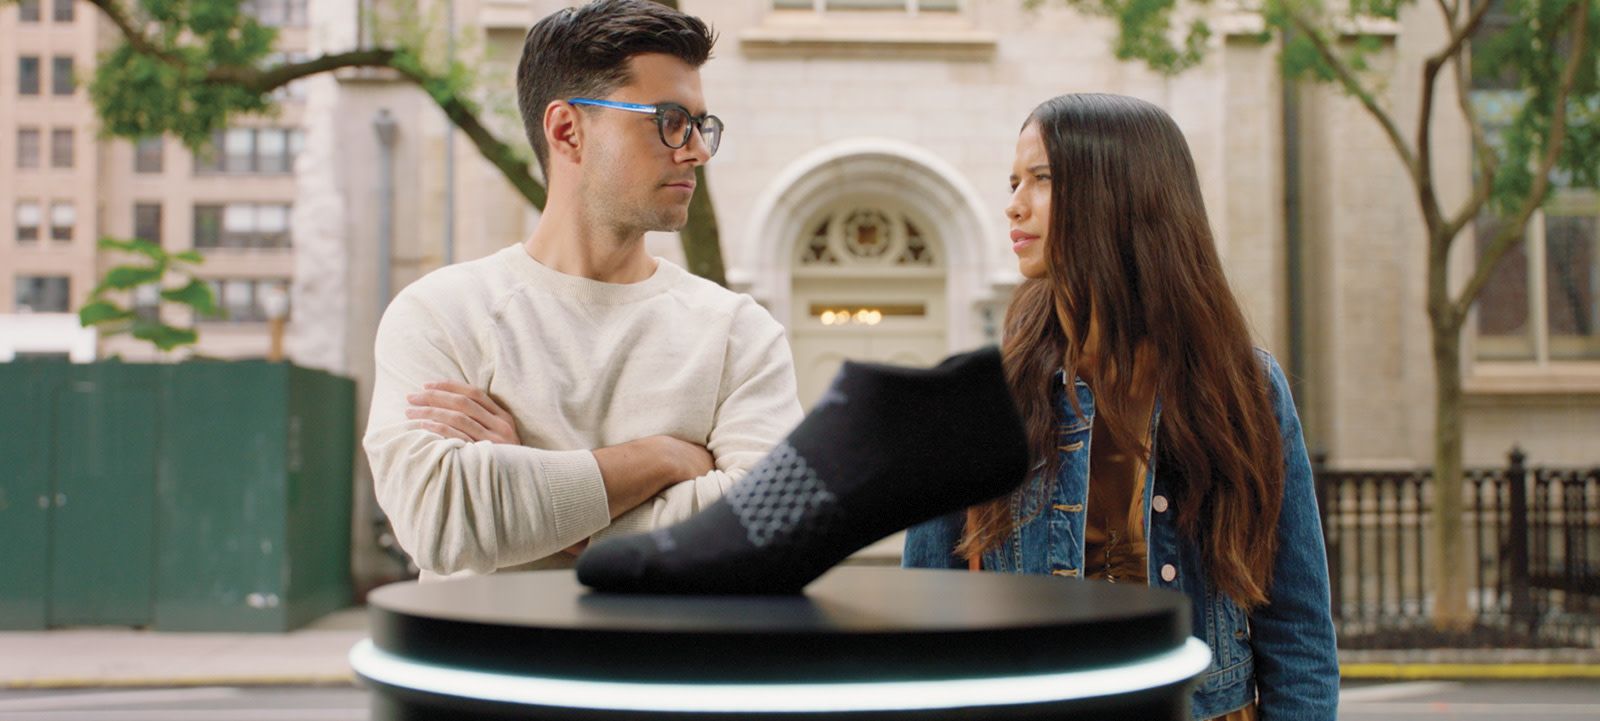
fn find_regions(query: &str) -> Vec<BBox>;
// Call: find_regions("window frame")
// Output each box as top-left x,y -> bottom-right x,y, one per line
49,201 -> 75,243
19,56 -> 41,96
15,275 -> 71,314
17,128 -> 42,169
51,56 -> 74,96
15,200 -> 42,243
134,202 -> 163,246
50,127 -> 74,169
134,136 -> 164,174
1471,189 -> 1600,367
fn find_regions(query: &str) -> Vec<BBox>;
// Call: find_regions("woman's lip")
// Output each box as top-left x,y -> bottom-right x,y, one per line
1012,238 -> 1035,253
1009,230 -> 1038,241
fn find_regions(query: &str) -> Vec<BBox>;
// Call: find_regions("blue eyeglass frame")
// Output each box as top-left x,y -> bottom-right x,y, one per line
567,98 -> 723,155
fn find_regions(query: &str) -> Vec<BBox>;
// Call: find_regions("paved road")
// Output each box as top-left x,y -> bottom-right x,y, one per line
1,680 -> 1596,719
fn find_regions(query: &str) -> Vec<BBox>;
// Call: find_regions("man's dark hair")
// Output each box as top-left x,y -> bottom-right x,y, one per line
517,0 -> 715,178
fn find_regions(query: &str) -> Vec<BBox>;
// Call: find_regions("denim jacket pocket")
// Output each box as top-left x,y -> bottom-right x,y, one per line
1213,594 -> 1253,669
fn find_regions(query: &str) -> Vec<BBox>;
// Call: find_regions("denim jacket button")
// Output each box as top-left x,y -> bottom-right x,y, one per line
1152,494 -> 1169,513
1160,564 -> 1177,582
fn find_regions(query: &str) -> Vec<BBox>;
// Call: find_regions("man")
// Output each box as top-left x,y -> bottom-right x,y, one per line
365,0 -> 802,580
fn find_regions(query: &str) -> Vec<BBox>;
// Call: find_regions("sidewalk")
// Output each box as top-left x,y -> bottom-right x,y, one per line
0,609 -> 366,689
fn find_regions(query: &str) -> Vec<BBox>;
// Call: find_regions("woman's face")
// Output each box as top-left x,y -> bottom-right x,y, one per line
1006,122 -> 1052,280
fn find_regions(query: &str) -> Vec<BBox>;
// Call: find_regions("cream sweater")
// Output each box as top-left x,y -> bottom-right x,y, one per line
364,245 -> 802,580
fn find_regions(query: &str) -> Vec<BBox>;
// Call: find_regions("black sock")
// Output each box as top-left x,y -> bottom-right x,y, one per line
576,346 -> 1029,594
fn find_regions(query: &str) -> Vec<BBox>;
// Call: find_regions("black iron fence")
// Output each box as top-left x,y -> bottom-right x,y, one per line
1316,449 -> 1600,648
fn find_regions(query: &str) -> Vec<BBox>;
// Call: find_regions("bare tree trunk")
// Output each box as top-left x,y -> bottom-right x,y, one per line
681,166 -> 727,286
646,0 -> 727,286
1429,314 -> 1472,630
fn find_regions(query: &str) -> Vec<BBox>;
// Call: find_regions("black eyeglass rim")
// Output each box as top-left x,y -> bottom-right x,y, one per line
651,101 -> 723,155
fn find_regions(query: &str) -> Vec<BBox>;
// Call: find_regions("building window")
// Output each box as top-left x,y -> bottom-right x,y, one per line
51,128 -> 73,168
52,56 -> 75,95
133,284 -> 160,323
19,56 -> 41,96
17,128 -> 41,169
134,136 -> 164,173
194,203 -> 292,249
19,0 -> 41,22
15,275 -> 70,313
15,201 -> 41,243
134,203 -> 162,246
52,0 -> 73,22
1477,198 -> 1600,362
1470,3 -> 1600,363
242,0 -> 309,27
50,201 -> 74,243
201,278 -> 290,323
196,127 -> 304,174
772,0 -> 959,12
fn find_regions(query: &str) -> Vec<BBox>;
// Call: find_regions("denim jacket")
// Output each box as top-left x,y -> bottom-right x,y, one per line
904,350 -> 1338,720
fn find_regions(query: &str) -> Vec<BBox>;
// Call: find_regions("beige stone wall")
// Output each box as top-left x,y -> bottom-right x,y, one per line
0,5 -> 102,330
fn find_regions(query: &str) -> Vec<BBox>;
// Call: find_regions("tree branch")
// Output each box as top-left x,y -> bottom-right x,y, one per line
388,63 -> 548,210
1283,3 -> 1421,187
1439,2 -> 1501,245
83,0 -> 549,211
83,0 -> 182,63
209,49 -> 403,91
1416,1 -> 1492,246
1452,0 -> 1590,324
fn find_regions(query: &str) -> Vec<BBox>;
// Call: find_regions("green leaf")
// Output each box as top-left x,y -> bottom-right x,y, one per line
102,265 -> 165,290
132,321 -> 198,351
78,300 -> 135,327
98,236 -> 165,260
171,250 -> 205,264
160,278 -> 219,316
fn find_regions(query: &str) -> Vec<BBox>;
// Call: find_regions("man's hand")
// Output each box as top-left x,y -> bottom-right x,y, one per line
652,435 -> 716,482
405,381 -> 520,445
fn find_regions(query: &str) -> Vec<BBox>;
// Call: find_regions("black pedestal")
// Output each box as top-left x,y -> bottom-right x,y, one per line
352,567 -> 1210,719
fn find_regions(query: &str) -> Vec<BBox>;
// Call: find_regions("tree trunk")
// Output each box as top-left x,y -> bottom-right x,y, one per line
680,165 -> 727,287
1429,316 -> 1472,631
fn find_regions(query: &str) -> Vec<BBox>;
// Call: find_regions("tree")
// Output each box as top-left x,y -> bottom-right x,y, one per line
78,238 -> 220,352
1042,0 -> 1598,629
63,0 -> 728,284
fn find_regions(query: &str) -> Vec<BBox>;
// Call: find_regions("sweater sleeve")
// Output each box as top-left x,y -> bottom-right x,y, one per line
364,287 -> 612,575
592,300 -> 803,540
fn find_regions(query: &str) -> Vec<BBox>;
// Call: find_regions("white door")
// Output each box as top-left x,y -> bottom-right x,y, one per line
788,206 -> 947,410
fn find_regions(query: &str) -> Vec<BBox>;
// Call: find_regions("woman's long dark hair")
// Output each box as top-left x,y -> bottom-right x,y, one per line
960,93 -> 1285,608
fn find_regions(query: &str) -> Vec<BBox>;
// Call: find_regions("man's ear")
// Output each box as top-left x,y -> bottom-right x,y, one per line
545,101 -> 582,166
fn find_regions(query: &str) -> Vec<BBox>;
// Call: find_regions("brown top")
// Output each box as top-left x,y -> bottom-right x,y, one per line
1083,381 -> 1155,585
1083,438 -> 1149,584
1209,703 -> 1259,721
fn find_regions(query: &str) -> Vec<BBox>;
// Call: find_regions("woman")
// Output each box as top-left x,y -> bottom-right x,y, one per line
903,93 -> 1339,720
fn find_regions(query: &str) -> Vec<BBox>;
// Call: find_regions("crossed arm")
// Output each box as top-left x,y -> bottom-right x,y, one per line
405,381 -> 714,553
366,291 -> 802,575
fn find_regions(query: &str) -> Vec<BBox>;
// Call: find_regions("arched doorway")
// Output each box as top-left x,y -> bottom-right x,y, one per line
790,203 -> 947,409
739,139 -> 1009,414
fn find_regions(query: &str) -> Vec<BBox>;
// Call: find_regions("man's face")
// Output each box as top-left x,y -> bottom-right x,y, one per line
578,53 -> 712,235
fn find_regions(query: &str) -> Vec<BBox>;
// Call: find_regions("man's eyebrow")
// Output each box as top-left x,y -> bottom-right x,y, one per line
657,100 -> 709,115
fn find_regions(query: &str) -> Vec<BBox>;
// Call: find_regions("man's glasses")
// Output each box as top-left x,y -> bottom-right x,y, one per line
568,98 -> 723,157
